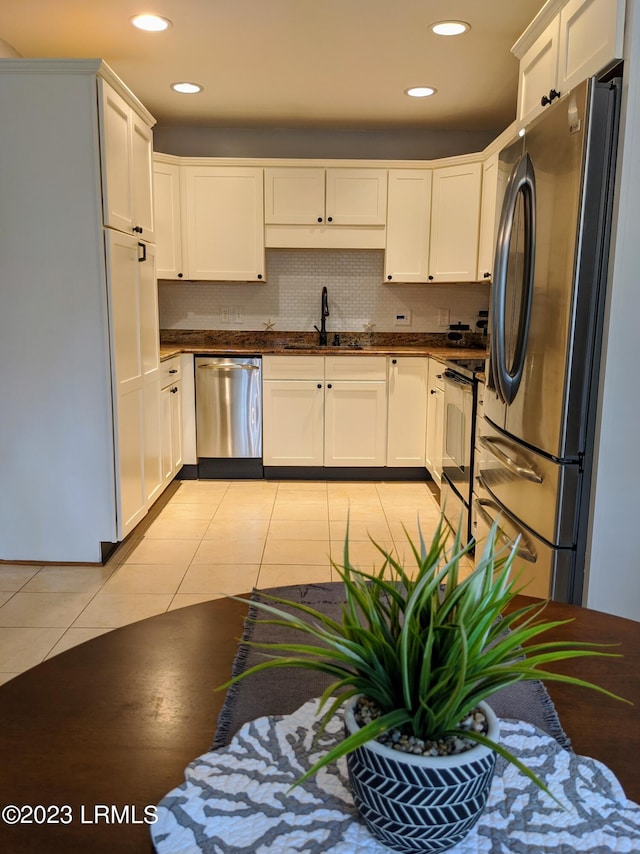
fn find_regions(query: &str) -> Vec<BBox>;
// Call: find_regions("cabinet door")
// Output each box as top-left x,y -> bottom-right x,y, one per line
144,376 -> 163,503
324,381 -> 387,466
517,16 -> 561,126
139,241 -> 159,379
264,168 -> 326,224
99,80 -> 133,235
184,166 -> 265,281
385,170 -> 432,283
325,169 -> 387,225
131,111 -> 155,242
105,230 -> 146,536
429,162 -> 482,282
153,159 -> 184,279
558,0 -> 625,94
263,380 -> 324,465
387,358 -> 429,466
425,361 -> 445,484
170,380 -> 183,473
160,383 -> 174,484
476,154 -> 499,282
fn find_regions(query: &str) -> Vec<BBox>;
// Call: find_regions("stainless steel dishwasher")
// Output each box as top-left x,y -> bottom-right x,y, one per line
195,356 -> 263,478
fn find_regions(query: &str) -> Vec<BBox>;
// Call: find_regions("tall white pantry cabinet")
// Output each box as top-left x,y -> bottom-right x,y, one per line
0,59 -> 160,562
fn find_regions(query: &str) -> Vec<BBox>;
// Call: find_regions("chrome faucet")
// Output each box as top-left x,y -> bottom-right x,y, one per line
314,286 -> 330,346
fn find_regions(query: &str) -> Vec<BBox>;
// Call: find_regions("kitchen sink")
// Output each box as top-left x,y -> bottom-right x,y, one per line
283,343 -> 364,350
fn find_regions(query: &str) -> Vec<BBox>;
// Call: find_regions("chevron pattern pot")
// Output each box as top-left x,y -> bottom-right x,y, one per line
344,697 -> 499,853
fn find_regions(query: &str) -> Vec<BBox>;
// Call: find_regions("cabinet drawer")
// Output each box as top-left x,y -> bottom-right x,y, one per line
262,355 -> 324,380
325,356 -> 387,381
160,356 -> 181,387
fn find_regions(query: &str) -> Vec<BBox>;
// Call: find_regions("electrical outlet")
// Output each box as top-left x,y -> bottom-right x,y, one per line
221,306 -> 231,323
394,310 -> 411,327
438,308 -> 450,327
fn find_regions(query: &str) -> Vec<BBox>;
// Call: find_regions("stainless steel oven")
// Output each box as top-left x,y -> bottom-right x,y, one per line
440,359 -> 483,546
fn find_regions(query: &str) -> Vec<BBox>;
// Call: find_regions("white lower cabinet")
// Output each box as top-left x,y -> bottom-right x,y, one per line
144,377 -> 163,506
425,359 -> 445,485
262,356 -> 387,467
160,356 -> 183,484
324,381 -> 387,467
263,380 -> 325,465
387,357 -> 429,466
105,230 -> 161,538
262,357 -> 325,466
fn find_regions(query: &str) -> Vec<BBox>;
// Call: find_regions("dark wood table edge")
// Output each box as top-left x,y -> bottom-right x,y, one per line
0,591 -> 636,853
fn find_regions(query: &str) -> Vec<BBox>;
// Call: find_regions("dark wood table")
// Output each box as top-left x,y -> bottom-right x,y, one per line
0,594 -> 637,853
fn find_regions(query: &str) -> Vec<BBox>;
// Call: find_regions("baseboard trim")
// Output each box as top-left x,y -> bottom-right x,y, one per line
176,464 -> 199,480
263,466 -> 428,481
198,458 -> 264,479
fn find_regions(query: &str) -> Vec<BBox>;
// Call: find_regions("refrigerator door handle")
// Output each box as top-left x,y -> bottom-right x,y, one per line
478,434 -> 543,483
492,152 -> 536,405
473,487 -> 537,564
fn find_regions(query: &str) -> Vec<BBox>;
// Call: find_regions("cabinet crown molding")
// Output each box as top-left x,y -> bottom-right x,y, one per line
512,0 -> 566,58
0,57 -> 155,127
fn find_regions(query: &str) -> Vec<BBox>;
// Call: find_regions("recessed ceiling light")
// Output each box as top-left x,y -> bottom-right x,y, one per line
130,14 -> 172,32
430,21 -> 470,37
171,82 -> 203,94
405,86 -> 437,98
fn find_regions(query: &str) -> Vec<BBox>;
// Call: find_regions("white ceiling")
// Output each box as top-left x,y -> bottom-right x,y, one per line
0,0 -> 546,131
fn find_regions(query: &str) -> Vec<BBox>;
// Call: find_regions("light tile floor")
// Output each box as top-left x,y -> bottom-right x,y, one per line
0,478 -> 465,685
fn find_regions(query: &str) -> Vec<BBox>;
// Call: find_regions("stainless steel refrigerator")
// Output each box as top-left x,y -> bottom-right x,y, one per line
475,75 -> 621,604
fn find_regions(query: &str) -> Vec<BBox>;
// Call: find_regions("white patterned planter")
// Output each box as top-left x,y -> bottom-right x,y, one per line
344,697 -> 499,853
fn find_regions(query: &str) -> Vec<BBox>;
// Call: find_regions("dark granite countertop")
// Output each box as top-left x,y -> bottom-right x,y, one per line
159,330 -> 487,365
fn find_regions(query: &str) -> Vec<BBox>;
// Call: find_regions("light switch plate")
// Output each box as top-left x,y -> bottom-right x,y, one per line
395,310 -> 411,327
438,308 -> 450,327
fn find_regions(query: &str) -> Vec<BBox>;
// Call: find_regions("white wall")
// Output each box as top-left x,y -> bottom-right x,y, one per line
584,0 -> 640,621
158,249 -> 490,334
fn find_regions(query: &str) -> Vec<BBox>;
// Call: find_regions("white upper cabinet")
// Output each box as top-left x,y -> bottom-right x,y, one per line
264,167 -> 387,226
428,162 -> 482,283
153,157 -> 184,279
183,166 -> 265,281
99,79 -> 155,242
476,153 -> 499,282
264,168 -> 326,224
514,0 -> 624,127
325,168 -> 387,225
558,0 -> 624,93
517,16 -> 561,127
385,170 -> 432,283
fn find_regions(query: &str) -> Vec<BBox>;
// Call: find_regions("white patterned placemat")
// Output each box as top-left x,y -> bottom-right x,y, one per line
152,699 -> 640,853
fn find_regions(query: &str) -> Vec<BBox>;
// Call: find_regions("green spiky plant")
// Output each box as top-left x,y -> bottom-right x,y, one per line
221,515 -> 626,798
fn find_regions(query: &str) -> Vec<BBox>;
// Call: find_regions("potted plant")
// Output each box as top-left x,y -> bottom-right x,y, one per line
221,517 -> 624,853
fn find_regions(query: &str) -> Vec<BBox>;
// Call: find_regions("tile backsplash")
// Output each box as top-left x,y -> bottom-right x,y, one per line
158,249 -> 490,334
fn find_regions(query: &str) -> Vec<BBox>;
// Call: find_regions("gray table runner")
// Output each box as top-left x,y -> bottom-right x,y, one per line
213,582 -> 572,752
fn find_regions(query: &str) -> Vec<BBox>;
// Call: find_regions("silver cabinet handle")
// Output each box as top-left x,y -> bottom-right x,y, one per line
478,435 -> 542,483
473,493 -> 537,563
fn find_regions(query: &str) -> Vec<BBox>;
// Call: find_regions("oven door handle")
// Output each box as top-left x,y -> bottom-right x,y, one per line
473,491 -> 537,564
477,435 -> 542,483
443,369 -> 474,389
